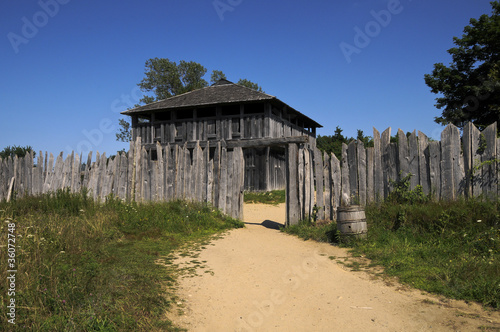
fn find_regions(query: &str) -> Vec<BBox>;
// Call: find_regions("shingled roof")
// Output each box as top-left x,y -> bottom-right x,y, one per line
121,79 -> 322,128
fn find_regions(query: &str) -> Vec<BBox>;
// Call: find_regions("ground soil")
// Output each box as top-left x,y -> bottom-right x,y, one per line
165,203 -> 500,331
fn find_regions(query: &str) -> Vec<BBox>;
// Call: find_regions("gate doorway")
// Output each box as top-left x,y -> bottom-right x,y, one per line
231,136 -> 316,226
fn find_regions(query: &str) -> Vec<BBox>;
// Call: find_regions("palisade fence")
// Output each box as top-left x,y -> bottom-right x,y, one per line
286,122 -> 500,225
1,122 -> 499,225
0,138 -> 245,220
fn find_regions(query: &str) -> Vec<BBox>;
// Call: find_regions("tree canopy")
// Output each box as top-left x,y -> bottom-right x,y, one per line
424,1 -> 500,130
316,127 -> 406,160
116,119 -> 131,143
210,70 -> 227,84
0,145 -> 35,159
137,58 -> 209,104
137,58 -> 263,104
236,79 -> 264,92
317,127 -> 375,160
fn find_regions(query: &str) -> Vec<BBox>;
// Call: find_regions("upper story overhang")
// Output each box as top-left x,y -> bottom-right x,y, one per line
121,79 -> 322,129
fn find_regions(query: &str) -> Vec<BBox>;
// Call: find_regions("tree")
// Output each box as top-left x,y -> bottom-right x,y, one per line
210,70 -> 227,84
0,145 -> 35,159
237,78 -> 264,92
137,58 -> 209,104
317,126 -> 349,159
136,58 -> 264,104
116,119 -> 131,142
356,129 -> 373,147
424,1 -> 500,130
317,127 -> 376,160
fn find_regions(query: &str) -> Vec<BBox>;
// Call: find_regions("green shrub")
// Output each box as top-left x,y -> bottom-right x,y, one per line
387,172 -> 430,205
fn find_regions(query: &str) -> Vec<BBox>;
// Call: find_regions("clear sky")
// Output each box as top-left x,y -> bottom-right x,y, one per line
0,0 -> 495,158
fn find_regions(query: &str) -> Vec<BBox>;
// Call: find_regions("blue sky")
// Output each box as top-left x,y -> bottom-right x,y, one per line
0,0 -> 495,157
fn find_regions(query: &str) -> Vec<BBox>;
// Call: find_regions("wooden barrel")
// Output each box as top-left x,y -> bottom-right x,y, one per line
337,206 -> 367,240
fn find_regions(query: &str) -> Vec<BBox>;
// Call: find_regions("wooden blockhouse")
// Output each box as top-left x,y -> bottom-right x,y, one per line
121,79 -> 322,191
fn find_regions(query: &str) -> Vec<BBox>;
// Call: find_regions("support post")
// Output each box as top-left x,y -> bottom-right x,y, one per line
286,143 -> 300,226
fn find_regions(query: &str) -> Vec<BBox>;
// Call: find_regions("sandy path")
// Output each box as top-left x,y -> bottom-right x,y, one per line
166,203 -> 500,331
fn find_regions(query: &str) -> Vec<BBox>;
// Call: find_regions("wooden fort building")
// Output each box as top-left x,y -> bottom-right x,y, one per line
121,79 -> 322,191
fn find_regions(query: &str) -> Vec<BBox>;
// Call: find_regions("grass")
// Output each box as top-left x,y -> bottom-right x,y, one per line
282,197 -> 500,309
0,189 -> 244,331
282,219 -> 338,242
356,198 -> 500,308
243,190 -> 285,205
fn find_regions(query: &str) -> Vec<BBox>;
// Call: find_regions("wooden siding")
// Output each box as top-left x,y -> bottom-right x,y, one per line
132,102 -> 315,146
244,147 -> 286,191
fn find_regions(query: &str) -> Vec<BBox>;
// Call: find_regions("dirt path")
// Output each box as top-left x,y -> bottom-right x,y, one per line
166,203 -> 500,331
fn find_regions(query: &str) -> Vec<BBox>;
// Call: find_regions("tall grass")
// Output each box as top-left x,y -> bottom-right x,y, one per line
358,198 -> 500,308
0,189 -> 243,331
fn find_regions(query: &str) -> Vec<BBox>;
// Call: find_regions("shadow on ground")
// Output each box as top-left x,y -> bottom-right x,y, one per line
244,219 -> 283,230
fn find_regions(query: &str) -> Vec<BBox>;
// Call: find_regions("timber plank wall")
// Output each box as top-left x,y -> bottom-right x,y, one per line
0,138 -> 244,220
286,122 -> 500,225
134,108 -> 313,146
1,122 -> 499,224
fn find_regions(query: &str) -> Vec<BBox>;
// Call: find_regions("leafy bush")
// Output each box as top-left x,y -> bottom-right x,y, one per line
387,172 -> 430,205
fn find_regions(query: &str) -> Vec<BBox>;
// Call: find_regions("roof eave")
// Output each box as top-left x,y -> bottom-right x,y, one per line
120,97 -> 275,116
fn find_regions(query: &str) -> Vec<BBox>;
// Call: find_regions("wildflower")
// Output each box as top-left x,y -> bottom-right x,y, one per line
62,300 -> 66,304
60,251 -> 65,254
477,220 -> 482,223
